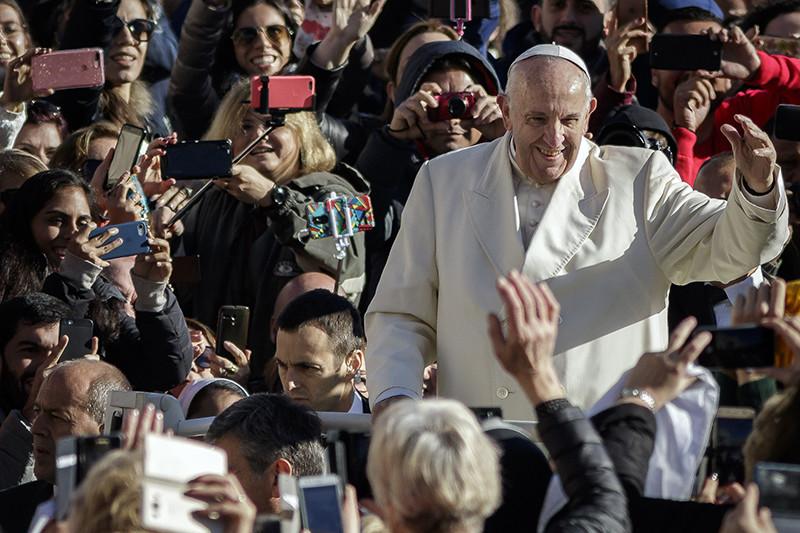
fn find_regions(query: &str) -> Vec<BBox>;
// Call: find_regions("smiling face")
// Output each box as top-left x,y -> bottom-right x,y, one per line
232,109 -> 300,181
105,0 -> 149,86
418,67 -> 483,157
533,0 -> 606,57
500,57 -> 596,184
233,2 -> 292,76
0,3 -> 29,66
1,321 -> 59,411
30,186 -> 92,268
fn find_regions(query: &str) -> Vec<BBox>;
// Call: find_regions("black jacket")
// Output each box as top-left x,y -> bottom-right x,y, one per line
175,165 -> 367,386
592,403 -> 731,533
42,274 -> 192,392
0,480 -> 52,533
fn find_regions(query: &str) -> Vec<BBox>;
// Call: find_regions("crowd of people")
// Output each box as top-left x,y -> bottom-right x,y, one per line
0,0 -> 799,531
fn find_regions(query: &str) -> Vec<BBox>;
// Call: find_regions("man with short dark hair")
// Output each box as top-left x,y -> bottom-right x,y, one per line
205,393 -> 325,514
275,289 -> 368,413
0,359 -> 131,533
0,293 -> 70,491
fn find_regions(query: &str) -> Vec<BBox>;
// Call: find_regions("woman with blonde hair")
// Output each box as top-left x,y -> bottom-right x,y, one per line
367,399 -> 502,533
175,78 -> 367,387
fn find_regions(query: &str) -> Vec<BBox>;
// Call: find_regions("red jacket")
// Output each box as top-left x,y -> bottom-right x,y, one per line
675,51 -> 800,186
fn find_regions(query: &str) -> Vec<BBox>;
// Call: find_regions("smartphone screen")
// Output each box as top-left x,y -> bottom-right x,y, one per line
106,124 -> 146,190
162,141 -> 232,179
712,415 -> 753,484
696,325 -> 775,369
59,319 -> 94,361
301,483 -> 343,533
774,104 -> 800,142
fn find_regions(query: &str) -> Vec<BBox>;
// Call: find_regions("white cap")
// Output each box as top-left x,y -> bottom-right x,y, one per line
508,43 -> 591,83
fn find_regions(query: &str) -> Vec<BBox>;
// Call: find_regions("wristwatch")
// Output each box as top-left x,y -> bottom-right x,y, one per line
620,387 -> 656,411
270,185 -> 289,207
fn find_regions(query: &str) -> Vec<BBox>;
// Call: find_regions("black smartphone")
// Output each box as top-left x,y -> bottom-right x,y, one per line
696,325 -> 775,369
105,123 -> 146,191
161,140 -> 233,180
55,434 -> 123,519
88,220 -> 150,261
756,462 -> 800,517
650,34 -> 722,71
710,407 -> 755,485
429,0 -> 492,19
216,305 -> 250,362
59,318 -> 94,361
774,104 -> 800,142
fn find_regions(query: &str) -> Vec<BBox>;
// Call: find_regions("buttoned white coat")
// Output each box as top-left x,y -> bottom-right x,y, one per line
365,133 -> 789,419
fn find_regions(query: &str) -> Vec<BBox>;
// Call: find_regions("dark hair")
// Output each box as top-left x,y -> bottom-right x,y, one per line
55,359 -> 132,425
655,7 -> 723,32
741,0 -> 800,33
211,0 -> 298,98
276,289 -> 365,364
24,100 -> 69,140
206,393 -> 325,476
0,292 -> 70,414
186,380 -> 247,419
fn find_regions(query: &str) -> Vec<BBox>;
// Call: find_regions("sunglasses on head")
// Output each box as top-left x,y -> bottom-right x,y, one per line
231,24 -> 293,47
111,17 -> 156,43
28,99 -> 62,120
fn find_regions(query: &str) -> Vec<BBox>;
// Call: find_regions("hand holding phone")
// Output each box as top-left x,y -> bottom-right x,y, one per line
2,48 -> 54,107
216,306 -> 250,363
298,474 -> 344,533
106,124 -> 147,191
89,220 -> 150,261
162,140 -> 233,179
696,325 -> 775,369
59,319 -> 95,362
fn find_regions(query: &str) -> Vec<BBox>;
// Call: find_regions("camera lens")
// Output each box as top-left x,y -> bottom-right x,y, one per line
448,97 -> 468,118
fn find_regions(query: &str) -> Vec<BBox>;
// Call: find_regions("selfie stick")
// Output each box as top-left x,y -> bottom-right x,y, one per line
451,0 -> 471,37
165,115 -> 287,228
325,192 -> 356,294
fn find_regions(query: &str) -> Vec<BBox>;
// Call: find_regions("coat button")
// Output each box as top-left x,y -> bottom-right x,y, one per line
496,387 -> 509,399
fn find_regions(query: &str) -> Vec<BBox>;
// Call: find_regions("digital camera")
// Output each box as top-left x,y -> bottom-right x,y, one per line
428,91 -> 476,122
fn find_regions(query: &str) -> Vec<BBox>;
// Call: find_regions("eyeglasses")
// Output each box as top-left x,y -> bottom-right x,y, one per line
111,17 -> 156,44
231,24 -> 293,47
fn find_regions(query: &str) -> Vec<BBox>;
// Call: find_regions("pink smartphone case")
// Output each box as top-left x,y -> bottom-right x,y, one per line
31,48 -> 105,92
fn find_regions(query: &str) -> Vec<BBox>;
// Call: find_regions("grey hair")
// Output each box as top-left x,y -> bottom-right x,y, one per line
367,399 -> 502,533
56,359 -> 132,425
505,56 -> 593,110
206,393 -> 325,477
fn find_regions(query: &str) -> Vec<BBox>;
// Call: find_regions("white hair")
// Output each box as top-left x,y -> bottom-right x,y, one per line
505,57 -> 593,111
366,399 -> 502,533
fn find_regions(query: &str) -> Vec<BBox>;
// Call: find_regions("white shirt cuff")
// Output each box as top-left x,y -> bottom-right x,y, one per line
59,251 -> 102,290
131,273 -> 168,312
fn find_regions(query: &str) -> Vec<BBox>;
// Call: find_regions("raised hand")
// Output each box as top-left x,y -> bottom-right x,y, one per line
186,474 -> 256,533
487,271 -> 565,405
606,16 -> 653,92
721,114 -> 776,194
22,335 -> 68,422
673,76 -> 716,132
132,237 -> 173,284
1,48 -> 53,109
708,26 -> 762,81
68,222 -> 123,269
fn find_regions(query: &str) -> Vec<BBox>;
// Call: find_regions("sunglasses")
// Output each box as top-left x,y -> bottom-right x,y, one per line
231,24 -> 293,47
111,17 -> 156,43
81,158 -> 103,182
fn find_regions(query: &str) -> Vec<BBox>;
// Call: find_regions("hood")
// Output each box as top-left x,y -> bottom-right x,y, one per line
395,40 -> 502,107
597,104 -> 678,163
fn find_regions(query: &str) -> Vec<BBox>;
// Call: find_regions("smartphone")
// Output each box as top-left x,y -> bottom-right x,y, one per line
306,194 -> 375,240
162,140 -> 233,180
250,75 -> 316,114
710,407 -> 755,485
106,123 -> 147,190
616,0 -> 648,53
141,434 -> 226,533
756,462 -> 800,518
88,220 -> 150,261
216,306 -> 250,362
428,0 -> 492,19
55,435 -> 123,520
59,318 -> 94,361
31,48 -> 105,92
758,35 -> 800,59
326,430 -> 372,500
650,34 -> 721,71
298,474 -> 344,533
774,104 -> 800,142
696,325 -> 775,369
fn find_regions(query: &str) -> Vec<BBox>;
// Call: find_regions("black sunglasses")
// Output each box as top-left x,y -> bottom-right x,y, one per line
231,24 -> 293,47
111,17 -> 156,43
81,158 -> 103,182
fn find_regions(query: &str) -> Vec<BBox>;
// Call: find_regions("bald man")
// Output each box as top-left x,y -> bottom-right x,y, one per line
365,44 -> 789,418
694,152 -> 736,200
0,359 -> 131,532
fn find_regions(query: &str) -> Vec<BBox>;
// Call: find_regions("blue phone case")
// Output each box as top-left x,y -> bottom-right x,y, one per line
89,221 -> 150,260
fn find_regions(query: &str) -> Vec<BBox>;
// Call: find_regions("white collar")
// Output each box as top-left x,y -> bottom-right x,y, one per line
347,391 -> 364,414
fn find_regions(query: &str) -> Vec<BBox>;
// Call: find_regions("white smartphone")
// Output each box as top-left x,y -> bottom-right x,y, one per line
297,474 -> 344,533
106,123 -> 146,190
278,473 -> 301,533
141,434 -> 227,533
